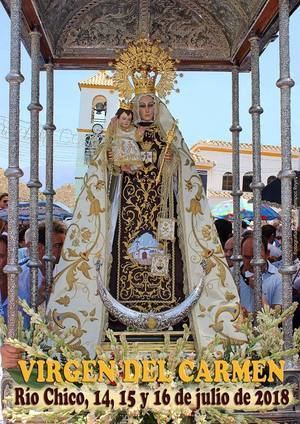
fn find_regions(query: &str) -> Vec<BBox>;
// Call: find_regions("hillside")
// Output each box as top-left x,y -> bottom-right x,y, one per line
0,168 -> 76,209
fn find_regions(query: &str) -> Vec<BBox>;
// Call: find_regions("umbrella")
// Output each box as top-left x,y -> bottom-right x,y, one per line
0,201 -> 73,221
211,198 -> 279,221
261,171 -> 300,207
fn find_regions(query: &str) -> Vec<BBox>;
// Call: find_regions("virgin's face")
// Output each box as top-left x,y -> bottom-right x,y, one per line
138,95 -> 155,121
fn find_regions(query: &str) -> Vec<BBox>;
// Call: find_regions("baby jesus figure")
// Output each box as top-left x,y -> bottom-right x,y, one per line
108,102 -> 143,173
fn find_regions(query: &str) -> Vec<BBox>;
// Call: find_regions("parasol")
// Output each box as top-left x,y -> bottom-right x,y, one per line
0,201 -> 73,221
211,198 -> 279,221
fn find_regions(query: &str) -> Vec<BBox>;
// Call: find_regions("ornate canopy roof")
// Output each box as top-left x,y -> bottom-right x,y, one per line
1,0 -> 300,71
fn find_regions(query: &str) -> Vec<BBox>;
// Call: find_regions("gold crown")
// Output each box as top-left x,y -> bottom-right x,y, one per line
132,69 -> 156,95
119,100 -> 133,111
112,38 -> 179,100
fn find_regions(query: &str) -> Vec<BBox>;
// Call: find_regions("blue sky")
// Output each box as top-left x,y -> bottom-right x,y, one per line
0,4 -> 299,185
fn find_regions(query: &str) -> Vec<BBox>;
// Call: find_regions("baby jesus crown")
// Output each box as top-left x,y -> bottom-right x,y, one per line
119,100 -> 133,111
112,38 -> 179,100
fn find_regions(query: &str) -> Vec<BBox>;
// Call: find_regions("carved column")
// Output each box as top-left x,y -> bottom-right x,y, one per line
4,0 -> 24,337
277,0 -> 296,352
230,65 -> 242,289
27,29 -> 43,310
249,35 -> 264,313
43,62 -> 56,292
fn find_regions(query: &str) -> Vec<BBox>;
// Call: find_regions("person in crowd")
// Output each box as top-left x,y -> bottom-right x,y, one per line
0,232 -> 41,329
293,276 -> 300,329
0,192 -> 8,209
0,343 -> 23,368
292,230 -> 300,328
214,219 -> 233,249
19,227 -> 26,247
0,219 -> 7,234
262,224 -> 282,262
18,221 -> 66,308
18,225 -> 29,248
241,229 -> 254,239
18,227 -> 31,265
271,219 -> 282,247
0,221 -> 66,368
0,234 -> 8,309
240,234 -> 282,313
21,221 -> 66,266
267,175 -> 277,185
1,221 -> 66,329
241,220 -> 251,235
0,233 -> 28,368
18,225 -> 31,263
224,236 -> 234,268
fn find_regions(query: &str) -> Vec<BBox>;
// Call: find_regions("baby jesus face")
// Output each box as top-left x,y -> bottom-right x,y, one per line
118,111 -> 133,130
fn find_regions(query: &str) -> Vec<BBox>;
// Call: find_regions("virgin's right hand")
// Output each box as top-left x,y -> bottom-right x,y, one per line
107,149 -> 113,162
121,165 -> 135,174
137,126 -> 146,136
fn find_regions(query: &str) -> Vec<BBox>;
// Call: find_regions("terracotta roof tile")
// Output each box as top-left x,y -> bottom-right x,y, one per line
79,71 -> 114,89
207,190 -> 253,200
191,152 -> 216,167
191,140 -> 300,155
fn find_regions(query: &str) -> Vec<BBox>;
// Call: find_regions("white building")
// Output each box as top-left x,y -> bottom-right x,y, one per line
74,71 -> 300,206
75,71 -> 119,193
191,140 -> 300,206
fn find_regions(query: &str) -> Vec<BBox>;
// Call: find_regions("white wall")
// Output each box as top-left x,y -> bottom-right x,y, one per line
78,87 -> 119,130
75,86 -> 119,194
200,149 -> 300,192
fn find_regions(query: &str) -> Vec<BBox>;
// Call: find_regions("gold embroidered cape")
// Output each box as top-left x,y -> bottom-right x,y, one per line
47,97 -> 246,356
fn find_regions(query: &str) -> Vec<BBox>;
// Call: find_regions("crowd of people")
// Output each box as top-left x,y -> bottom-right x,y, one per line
217,218 -> 300,325
0,192 -> 67,368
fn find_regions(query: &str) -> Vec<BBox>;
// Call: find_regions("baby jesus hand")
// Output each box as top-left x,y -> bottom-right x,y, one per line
109,116 -> 118,130
121,165 -> 136,174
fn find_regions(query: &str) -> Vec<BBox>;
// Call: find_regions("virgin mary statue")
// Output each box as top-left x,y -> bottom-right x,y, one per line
47,39 -> 245,356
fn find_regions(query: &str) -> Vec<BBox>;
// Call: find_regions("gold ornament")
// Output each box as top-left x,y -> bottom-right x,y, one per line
156,122 -> 177,184
151,253 -> 170,277
112,38 -> 178,100
147,316 -> 158,330
133,69 -> 156,95
119,100 -> 133,111
157,217 -> 176,241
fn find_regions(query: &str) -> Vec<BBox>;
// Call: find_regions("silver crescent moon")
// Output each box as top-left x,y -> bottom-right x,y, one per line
96,273 -> 204,330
